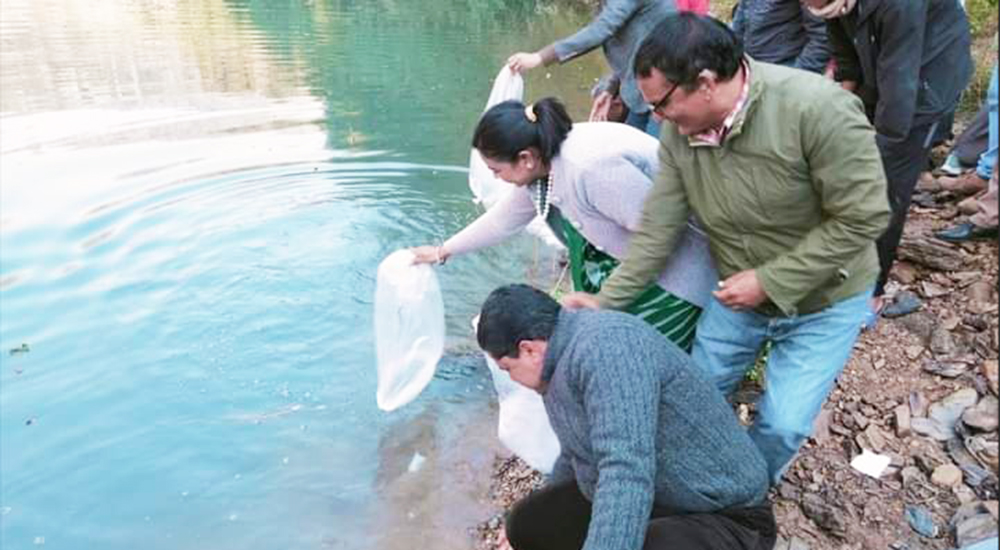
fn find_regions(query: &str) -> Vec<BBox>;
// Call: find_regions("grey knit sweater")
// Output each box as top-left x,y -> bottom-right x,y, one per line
541,308 -> 769,550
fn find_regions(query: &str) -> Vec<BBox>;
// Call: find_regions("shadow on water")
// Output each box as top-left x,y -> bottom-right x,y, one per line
1,1 -> 596,548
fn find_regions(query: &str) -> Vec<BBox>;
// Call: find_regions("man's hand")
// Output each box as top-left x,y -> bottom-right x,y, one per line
712,269 -> 768,310
561,292 -> 601,310
589,91 -> 613,122
507,52 -> 543,74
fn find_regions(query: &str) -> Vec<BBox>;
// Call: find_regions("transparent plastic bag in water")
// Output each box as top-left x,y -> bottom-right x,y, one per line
374,249 -> 445,411
473,316 -> 560,473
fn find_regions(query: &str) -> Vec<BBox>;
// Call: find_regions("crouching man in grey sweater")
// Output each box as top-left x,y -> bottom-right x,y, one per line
477,284 -> 775,550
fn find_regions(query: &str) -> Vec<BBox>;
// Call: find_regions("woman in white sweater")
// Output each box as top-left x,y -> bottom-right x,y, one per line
412,98 -> 716,350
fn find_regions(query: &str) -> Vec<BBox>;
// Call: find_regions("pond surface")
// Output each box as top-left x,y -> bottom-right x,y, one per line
0,1 -> 604,548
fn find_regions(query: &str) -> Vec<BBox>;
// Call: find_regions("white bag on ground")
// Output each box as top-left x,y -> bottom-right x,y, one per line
469,67 -> 562,249
474,316 -> 560,473
374,249 -> 445,411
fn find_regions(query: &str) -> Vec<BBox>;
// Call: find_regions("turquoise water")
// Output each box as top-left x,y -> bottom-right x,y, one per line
0,1 -> 603,548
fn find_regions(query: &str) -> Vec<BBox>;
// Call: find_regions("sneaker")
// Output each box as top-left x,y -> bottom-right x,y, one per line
882,291 -> 922,318
938,172 -> 989,196
935,222 -> 999,242
938,153 -> 965,177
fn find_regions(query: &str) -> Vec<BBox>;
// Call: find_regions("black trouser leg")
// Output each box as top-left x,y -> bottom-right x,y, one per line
506,480 -> 777,550
505,481 -> 591,550
874,120 -> 940,296
644,504 -> 777,550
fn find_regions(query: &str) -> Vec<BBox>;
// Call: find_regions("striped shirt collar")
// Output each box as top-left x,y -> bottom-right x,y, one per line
688,60 -> 752,148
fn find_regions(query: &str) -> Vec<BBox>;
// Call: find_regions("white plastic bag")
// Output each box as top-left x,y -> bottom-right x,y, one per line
474,316 -> 560,473
469,67 -> 562,249
469,66 -> 524,209
374,249 -> 445,411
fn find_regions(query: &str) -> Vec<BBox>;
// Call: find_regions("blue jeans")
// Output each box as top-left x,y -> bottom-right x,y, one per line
692,288 -> 873,484
975,64 -> 998,180
624,109 -> 662,138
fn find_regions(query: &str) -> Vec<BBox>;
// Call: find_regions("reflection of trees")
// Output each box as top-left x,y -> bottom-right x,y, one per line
1,0 -> 608,174
0,0 -> 309,113
228,0 -> 606,161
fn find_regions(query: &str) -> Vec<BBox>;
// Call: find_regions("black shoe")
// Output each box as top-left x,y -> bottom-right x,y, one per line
935,222 -> 999,242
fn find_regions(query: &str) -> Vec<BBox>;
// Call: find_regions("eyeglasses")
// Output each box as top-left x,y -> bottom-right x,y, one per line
647,81 -> 680,115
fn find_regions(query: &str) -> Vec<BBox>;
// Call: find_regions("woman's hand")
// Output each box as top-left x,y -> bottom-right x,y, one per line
589,91 -> 613,122
560,292 -> 600,310
495,526 -> 513,550
410,245 -> 449,265
507,52 -> 543,74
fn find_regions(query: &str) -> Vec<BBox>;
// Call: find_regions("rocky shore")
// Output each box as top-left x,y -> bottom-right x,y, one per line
472,165 -> 999,549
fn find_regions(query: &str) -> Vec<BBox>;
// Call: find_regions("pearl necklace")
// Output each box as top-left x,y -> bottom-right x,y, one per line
532,171 -> 553,219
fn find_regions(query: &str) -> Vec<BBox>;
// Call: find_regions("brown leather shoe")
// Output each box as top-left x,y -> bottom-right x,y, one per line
938,172 -> 989,196
957,193 -> 984,215
916,171 -> 940,192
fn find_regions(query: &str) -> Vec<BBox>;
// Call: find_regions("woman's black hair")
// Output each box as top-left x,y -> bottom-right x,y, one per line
634,13 -> 743,91
471,97 -> 573,165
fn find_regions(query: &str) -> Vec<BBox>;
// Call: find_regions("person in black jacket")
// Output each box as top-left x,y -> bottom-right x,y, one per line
731,0 -> 831,75
804,0 -> 973,323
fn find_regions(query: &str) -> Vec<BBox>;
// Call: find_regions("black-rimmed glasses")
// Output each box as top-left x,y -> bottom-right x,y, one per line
647,81 -> 680,115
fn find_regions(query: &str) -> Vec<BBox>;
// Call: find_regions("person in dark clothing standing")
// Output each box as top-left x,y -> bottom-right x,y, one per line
477,284 -> 775,550
506,0 -> 678,136
807,0 -> 973,323
731,0 -> 831,74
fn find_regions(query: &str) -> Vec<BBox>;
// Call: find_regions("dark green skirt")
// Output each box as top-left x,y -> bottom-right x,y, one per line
561,219 -> 701,352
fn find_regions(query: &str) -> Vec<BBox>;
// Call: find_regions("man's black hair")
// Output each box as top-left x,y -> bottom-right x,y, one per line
477,284 -> 561,359
634,13 -> 743,90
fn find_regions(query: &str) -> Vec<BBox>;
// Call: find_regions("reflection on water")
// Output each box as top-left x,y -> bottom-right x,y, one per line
1,0 -> 599,548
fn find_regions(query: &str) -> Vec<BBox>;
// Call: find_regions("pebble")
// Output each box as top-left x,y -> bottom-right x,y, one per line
895,405 -> 912,437
955,514 -> 998,548
904,505 -> 938,538
931,464 -> 963,488
910,392 -> 930,418
966,281 -> 995,303
981,360 -> 998,395
962,396 -> 999,432
914,388 -> 979,441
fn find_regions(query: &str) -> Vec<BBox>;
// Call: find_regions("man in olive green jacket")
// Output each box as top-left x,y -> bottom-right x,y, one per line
564,13 -> 890,483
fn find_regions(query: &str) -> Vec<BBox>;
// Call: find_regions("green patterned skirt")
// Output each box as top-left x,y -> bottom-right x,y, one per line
561,219 -> 701,352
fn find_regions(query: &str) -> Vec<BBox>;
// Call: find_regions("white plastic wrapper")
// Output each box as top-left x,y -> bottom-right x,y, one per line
374,249 -> 445,411
474,316 -> 560,473
469,66 -> 562,249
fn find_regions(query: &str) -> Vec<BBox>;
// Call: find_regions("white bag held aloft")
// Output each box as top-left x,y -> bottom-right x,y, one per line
469,66 -> 524,209
469,66 -> 562,249
374,249 -> 445,411
474,316 -> 560,473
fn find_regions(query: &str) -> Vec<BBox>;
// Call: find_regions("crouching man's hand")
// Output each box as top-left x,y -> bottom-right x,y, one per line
561,292 -> 601,310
